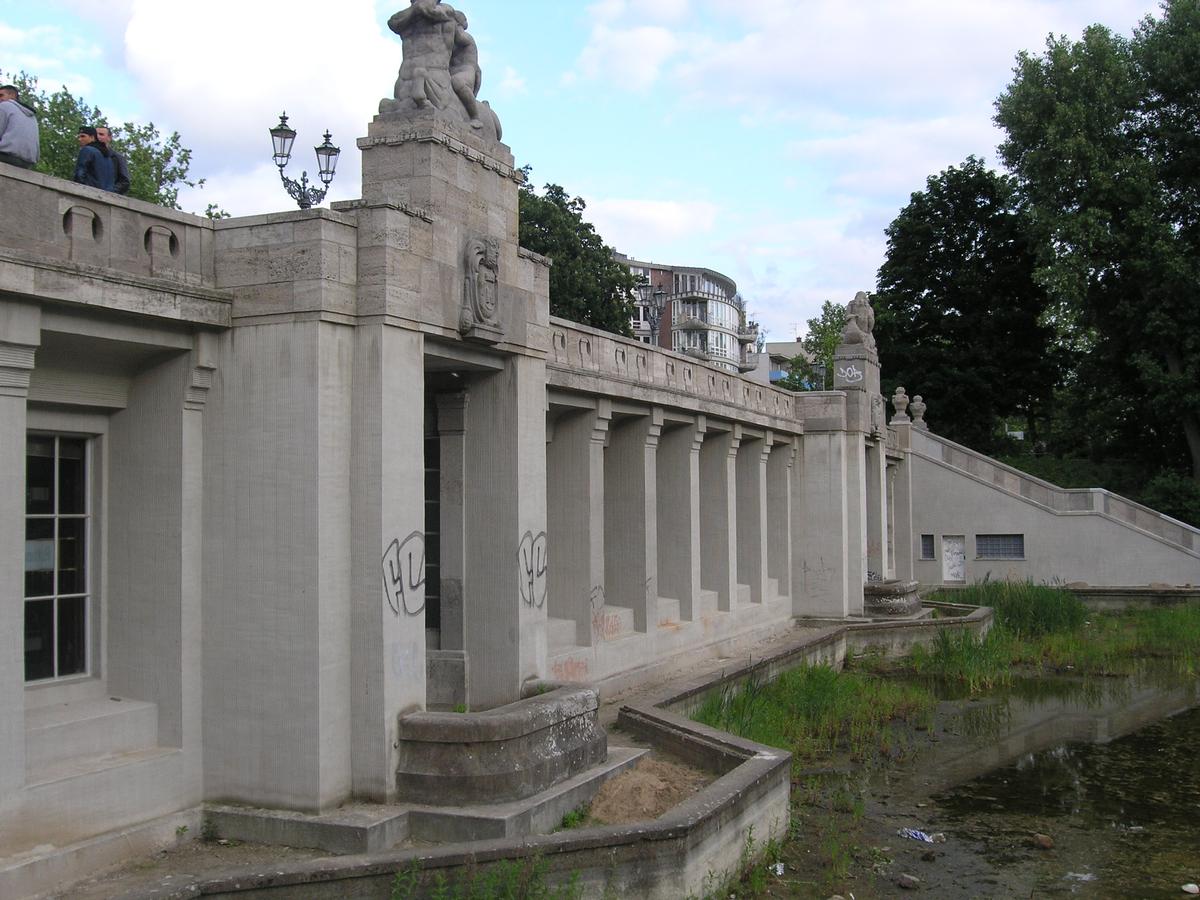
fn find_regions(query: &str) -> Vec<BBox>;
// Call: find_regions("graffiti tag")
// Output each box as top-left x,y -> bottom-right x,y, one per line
518,531 -> 548,608
836,363 -> 864,383
382,531 -> 426,617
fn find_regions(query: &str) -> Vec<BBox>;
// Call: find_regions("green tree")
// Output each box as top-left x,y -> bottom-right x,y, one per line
4,71 -> 209,209
517,169 -> 636,336
776,301 -> 847,391
873,156 -> 1059,454
995,1 -> 1200,480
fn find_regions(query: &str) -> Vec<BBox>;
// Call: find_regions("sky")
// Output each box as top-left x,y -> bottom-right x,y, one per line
2,0 -> 1163,342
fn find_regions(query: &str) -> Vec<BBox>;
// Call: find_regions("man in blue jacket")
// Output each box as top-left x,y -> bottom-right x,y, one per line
74,126 -> 115,190
0,84 -> 40,169
96,126 -> 130,194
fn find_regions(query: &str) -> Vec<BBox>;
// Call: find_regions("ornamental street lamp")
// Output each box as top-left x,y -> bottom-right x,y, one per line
269,112 -> 340,210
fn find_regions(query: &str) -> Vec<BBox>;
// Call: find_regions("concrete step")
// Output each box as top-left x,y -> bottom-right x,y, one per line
547,616 -> 579,651
593,605 -> 635,642
657,596 -> 681,626
696,589 -> 719,617
26,696 -> 158,771
407,746 -> 648,842
735,583 -> 752,607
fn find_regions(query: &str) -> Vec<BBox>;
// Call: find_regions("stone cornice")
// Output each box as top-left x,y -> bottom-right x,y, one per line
0,246 -> 232,329
357,123 -> 521,182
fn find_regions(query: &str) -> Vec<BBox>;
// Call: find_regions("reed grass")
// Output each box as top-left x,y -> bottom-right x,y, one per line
693,664 -> 934,769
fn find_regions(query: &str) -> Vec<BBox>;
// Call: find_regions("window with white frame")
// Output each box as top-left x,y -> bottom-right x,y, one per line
976,533 -> 1024,559
25,435 -> 90,681
920,534 -> 935,559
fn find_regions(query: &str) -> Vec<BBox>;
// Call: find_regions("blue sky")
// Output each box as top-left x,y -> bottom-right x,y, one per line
2,0 -> 1162,341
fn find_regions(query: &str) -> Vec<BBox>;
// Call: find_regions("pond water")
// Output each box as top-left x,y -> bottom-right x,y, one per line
903,670 -> 1200,897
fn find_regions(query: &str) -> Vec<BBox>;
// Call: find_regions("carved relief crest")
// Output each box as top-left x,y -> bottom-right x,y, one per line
459,235 -> 503,343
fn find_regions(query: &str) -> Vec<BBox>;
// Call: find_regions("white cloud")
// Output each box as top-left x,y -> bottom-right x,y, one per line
120,0 -> 396,179
497,66 -> 527,97
584,197 -> 720,257
575,25 -> 681,90
0,23 -> 102,97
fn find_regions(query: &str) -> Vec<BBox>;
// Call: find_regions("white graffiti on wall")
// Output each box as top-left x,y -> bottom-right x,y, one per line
836,363 -> 864,383
382,531 -> 426,617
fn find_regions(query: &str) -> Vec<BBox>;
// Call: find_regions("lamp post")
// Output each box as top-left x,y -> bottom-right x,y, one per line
269,112 -> 340,210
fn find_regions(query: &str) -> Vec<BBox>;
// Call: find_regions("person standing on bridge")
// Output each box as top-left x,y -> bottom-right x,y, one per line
73,126 -> 115,191
0,84 -> 40,170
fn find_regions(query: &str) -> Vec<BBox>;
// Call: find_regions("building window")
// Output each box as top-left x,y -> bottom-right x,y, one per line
25,435 -> 91,682
976,533 -> 1024,559
920,534 -> 935,559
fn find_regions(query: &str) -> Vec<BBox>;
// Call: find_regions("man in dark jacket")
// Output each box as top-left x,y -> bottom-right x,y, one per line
96,126 -> 130,194
74,126 -> 115,190
0,84 -> 40,169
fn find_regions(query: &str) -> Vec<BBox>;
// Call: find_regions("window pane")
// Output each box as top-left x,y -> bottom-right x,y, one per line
26,438 -> 54,515
976,533 -> 1024,559
57,596 -> 87,676
57,517 -> 87,595
25,518 -> 54,597
24,598 -> 54,681
58,440 -> 86,514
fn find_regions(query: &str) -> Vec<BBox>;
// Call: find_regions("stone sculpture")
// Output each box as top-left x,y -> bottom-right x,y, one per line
891,386 -> 910,422
381,0 -> 503,141
460,235 -> 502,342
839,290 -> 876,350
910,395 -> 927,429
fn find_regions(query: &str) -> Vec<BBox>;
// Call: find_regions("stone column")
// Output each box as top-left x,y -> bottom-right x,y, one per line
603,408 -> 662,632
766,439 -> 795,600
656,417 -> 703,621
794,428 -> 850,617
546,402 -> 610,648
462,354 -> 547,708
0,301 -> 39,796
430,392 -> 468,707
865,439 -> 888,581
890,422 -> 915,583
735,432 -> 770,604
700,424 -> 740,611
351,324 -> 426,801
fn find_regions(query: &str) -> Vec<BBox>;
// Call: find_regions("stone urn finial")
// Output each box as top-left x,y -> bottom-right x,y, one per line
891,386 -> 910,423
910,394 -> 927,429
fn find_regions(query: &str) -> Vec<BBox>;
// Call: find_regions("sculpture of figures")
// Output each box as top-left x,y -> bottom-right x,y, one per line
891,386 -> 910,422
460,235 -> 502,340
839,290 -> 876,350
381,1 -> 502,141
910,394 -> 927,429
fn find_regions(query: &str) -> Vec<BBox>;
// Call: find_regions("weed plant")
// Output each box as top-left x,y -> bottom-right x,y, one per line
390,856 -> 581,900
930,580 -> 1086,636
692,665 -> 934,769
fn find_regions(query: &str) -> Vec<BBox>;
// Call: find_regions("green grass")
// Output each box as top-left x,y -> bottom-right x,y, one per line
390,856 -> 581,900
692,664 -> 934,770
929,580 -> 1086,637
884,583 -> 1200,687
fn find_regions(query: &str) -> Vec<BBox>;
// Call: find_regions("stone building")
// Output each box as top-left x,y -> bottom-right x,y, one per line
0,4 -> 1196,895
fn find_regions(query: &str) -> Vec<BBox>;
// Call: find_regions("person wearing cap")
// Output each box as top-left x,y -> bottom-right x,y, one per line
0,84 -> 40,169
74,126 -> 115,190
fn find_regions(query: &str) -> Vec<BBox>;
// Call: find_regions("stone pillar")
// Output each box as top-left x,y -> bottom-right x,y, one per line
546,402 -> 610,648
735,432 -> 769,604
890,422 -> 915,583
462,354 -> 547,708
0,301 -> 39,797
351,324 -> 426,802
603,409 -> 662,632
794,428 -> 850,617
656,417 -> 703,621
865,439 -> 888,581
845,437 -> 868,615
700,424 -> 740,611
766,439 -> 794,600
430,392 -> 468,706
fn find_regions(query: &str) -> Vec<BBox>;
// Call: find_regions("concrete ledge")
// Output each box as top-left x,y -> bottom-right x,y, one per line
396,687 -> 606,805
0,807 -> 200,900
204,804 -> 410,856
1067,585 -> 1200,610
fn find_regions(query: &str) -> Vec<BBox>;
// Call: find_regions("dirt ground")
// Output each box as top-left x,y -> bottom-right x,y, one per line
586,754 -> 713,825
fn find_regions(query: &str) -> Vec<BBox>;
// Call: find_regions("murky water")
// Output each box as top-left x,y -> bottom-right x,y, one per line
919,672 -> 1200,897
